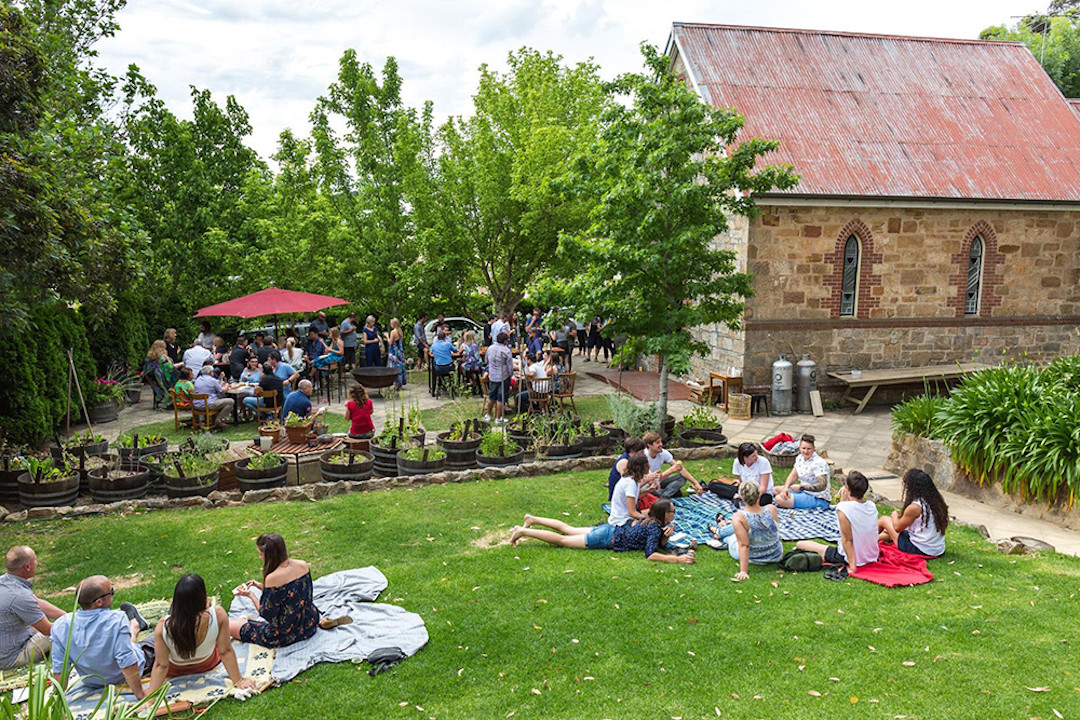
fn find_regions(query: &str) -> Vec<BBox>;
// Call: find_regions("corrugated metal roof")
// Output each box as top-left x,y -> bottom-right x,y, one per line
671,23 -> 1080,202
1069,99 -> 1080,119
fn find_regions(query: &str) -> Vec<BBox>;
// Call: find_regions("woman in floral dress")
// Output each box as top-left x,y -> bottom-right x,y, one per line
229,533 -> 351,647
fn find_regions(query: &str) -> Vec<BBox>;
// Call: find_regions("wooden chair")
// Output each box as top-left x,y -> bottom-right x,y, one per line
189,392 -> 221,430
253,389 -> 281,422
552,372 -> 577,414
169,388 -> 193,431
525,376 -> 552,415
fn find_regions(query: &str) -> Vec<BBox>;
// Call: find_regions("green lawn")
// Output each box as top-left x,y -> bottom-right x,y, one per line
8,462 -> 1079,719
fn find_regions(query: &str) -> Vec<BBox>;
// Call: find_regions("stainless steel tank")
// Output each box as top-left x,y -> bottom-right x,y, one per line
771,356 -> 793,416
796,354 -> 817,414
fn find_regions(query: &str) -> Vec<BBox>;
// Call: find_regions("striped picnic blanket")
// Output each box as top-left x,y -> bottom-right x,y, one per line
669,493 -> 842,547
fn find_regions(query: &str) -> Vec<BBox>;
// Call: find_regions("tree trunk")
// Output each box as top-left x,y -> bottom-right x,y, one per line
657,356 -> 669,435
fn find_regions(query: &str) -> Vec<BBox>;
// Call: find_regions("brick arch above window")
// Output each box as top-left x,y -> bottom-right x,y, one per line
822,219 -> 883,319
947,220 -> 1005,317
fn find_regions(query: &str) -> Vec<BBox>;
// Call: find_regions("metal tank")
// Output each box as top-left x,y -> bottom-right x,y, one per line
796,354 -> 818,414
771,356 -> 793,416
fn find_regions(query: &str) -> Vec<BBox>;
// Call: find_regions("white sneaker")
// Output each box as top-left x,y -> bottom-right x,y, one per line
494,418 -> 508,426
482,414 -> 491,422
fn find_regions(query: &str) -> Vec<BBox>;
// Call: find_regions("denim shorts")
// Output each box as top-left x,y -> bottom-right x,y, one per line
488,378 -> 510,402
791,492 -> 831,509
585,523 -> 615,550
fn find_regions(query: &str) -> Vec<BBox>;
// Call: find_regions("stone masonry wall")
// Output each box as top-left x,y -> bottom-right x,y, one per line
687,214 -> 750,382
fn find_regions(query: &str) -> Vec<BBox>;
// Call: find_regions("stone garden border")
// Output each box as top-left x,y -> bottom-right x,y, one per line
0,445 -> 738,523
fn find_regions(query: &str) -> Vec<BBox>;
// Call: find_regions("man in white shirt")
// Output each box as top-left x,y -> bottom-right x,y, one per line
797,471 -> 879,576
641,432 -> 704,497
182,342 -> 213,372
490,313 -> 509,341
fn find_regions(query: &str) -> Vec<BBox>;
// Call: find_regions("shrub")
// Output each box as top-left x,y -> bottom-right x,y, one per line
890,394 -> 948,438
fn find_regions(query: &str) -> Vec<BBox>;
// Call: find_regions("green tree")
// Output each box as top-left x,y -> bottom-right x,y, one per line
431,48 -> 607,316
981,16 -> 1080,96
563,44 -> 797,430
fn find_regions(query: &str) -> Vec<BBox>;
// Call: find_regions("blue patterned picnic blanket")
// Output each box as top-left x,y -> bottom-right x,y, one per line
667,493 -> 841,547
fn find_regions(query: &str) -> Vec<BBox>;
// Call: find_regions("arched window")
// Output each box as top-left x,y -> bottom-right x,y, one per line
964,237 -> 984,315
840,235 -> 860,317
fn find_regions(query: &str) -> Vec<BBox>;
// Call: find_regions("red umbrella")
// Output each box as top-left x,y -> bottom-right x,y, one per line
194,287 -> 350,319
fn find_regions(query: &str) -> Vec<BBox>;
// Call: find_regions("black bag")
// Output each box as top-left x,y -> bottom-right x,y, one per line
366,646 -> 407,676
706,481 -> 738,500
779,549 -> 824,572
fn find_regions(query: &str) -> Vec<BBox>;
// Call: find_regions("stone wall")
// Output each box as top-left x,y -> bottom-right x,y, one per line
694,204 -> 1080,389
687,215 -> 750,381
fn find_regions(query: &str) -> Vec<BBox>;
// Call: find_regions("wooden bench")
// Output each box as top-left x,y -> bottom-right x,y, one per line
827,362 -> 990,414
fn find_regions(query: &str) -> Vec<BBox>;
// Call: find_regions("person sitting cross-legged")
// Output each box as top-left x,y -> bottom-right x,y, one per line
0,546 -> 65,670
708,481 -> 783,581
796,471 -> 879,578
642,432 -> 704,498
50,576 -> 154,700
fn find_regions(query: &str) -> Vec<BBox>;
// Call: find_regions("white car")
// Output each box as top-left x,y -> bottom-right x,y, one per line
424,317 -> 484,345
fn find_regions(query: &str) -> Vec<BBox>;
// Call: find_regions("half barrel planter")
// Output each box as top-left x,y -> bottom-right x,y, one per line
578,426 -> 608,457
319,450 -> 374,482
535,439 -> 584,461
396,450 -> 446,477
235,457 -> 288,493
436,432 -> 482,471
17,472 -> 81,508
369,439 -> 403,478
679,430 -> 728,449
0,467 -> 23,504
115,437 -> 168,463
88,463 -> 150,503
476,447 -> 525,468
88,400 -> 121,424
163,468 -> 220,499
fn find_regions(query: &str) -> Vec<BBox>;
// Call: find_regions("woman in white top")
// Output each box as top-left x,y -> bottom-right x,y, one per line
732,442 -> 774,505
146,574 -> 255,693
283,337 -> 305,374
797,471 -> 879,575
878,469 -> 948,557
774,434 -> 831,509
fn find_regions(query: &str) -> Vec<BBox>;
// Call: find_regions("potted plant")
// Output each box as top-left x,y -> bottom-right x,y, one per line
396,443 -> 446,476
475,430 -> 524,468
51,429 -> 109,464
320,449 -> 375,482
87,454 -> 150,503
17,457 -> 80,508
258,420 -> 282,441
578,422 -> 608,457
283,412 -> 313,444
182,432 -> 230,456
161,452 -> 220,498
533,413 -> 584,460
86,376 -> 126,423
436,420 -> 483,470
506,415 -> 535,455
113,433 -> 168,462
235,452 -> 288,492
140,451 -> 176,488
0,443 -> 30,503
678,405 -> 726,448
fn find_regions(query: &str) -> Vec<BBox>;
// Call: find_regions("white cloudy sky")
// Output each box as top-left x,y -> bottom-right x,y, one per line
95,0 -> 1037,160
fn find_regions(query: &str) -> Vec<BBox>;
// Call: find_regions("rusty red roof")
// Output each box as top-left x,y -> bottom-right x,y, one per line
669,23 -> 1080,203
1069,99 -> 1080,119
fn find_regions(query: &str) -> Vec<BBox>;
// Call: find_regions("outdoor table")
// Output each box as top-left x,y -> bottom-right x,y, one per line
827,362 -> 990,414
222,384 -> 256,425
247,437 -> 344,485
708,372 -> 743,412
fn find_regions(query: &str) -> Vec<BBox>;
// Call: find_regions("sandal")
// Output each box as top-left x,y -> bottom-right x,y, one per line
824,565 -> 849,582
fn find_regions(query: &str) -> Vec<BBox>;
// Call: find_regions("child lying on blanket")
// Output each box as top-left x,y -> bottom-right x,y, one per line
147,574 -> 255,693
877,469 -> 947,558
796,471 -> 878,578
510,499 -> 694,564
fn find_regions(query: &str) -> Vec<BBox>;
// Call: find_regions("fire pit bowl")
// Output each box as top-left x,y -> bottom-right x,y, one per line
351,366 -> 402,389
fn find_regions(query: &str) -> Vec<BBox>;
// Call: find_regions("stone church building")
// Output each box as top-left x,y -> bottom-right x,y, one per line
666,23 -> 1080,391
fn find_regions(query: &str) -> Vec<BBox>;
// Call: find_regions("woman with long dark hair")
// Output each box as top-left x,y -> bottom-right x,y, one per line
878,469 -> 949,557
146,574 -> 255,692
228,533 -> 351,647
732,442 -> 774,505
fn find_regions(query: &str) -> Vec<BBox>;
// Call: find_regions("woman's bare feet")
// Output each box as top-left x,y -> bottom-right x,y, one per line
510,526 -> 524,546
523,514 -> 535,528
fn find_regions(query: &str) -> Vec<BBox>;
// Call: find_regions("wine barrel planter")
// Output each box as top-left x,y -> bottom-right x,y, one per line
163,469 -> 219,498
140,452 -> 176,488
436,432 -> 482,471
285,423 -> 313,444
17,472 -> 80,508
678,430 -> 728,449
235,458 -> 287,493
0,469 -> 21,503
598,421 -> 626,441
115,437 -> 168,463
320,450 -> 374,482
663,414 -> 676,440
51,439 -> 109,464
125,387 -> 142,404
396,452 -> 446,477
88,400 -> 121,424
369,440 -> 403,478
476,448 -> 525,468
88,463 -> 150,503
578,426 -> 608,457
535,440 -> 584,461
677,422 -> 723,438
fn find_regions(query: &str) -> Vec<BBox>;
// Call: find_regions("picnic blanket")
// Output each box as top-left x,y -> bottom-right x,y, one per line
64,641 -> 275,720
850,542 -> 935,588
228,566 -> 428,682
670,494 -> 841,547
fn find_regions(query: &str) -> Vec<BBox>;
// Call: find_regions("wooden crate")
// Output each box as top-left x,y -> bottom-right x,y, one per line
688,386 -> 721,406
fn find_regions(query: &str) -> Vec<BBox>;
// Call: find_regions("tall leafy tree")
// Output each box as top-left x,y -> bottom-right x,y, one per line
431,48 -> 607,316
563,44 -> 797,429
981,15 -> 1080,96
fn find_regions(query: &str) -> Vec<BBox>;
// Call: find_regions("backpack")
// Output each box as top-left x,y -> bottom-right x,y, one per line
779,549 -> 824,572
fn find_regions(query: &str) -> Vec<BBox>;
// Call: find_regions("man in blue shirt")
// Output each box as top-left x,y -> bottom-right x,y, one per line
268,351 -> 299,401
51,575 -> 151,699
282,379 -> 314,419
430,331 -> 457,398
526,327 -> 543,357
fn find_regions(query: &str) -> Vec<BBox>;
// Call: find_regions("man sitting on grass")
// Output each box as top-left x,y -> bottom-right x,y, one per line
796,471 -> 879,577
642,431 -> 704,498
0,546 -> 65,669
51,575 -> 152,700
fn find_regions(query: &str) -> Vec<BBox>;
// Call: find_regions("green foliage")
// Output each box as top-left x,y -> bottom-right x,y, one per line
181,432 -> 227,456
478,429 -> 519,457
19,455 -> 68,483
246,452 -> 283,470
980,16 -> 1080,96
284,411 -> 311,428
562,44 -> 797,429
680,403 -> 720,430
399,444 -> 445,462
162,452 -> 217,479
891,394 -> 949,438
934,362 -> 1080,505
531,413 -> 580,447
